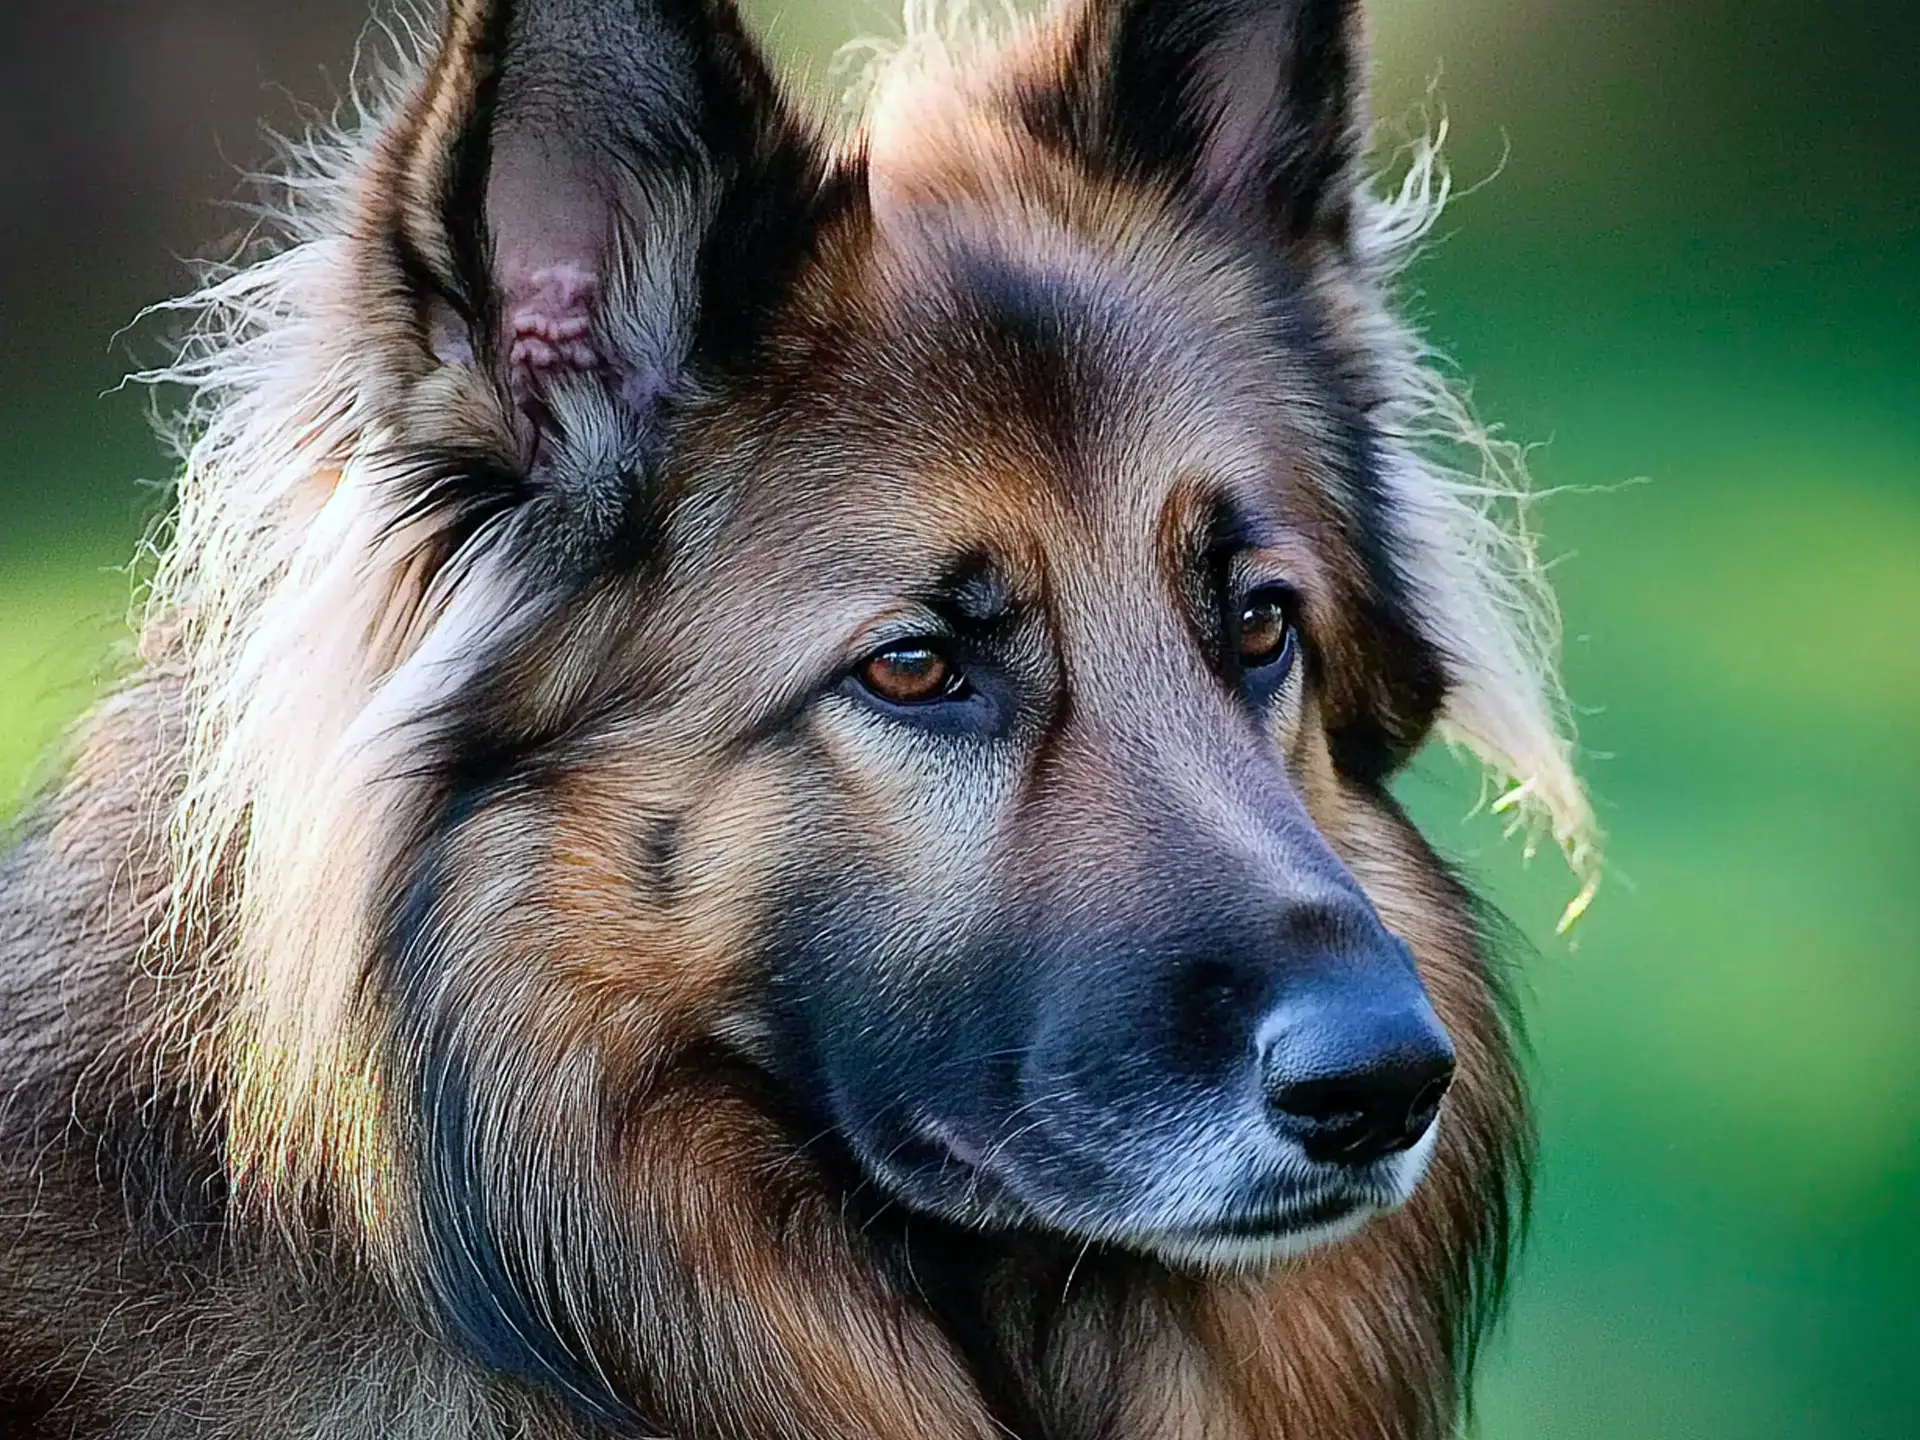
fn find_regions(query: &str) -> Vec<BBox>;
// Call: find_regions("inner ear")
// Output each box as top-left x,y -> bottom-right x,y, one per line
1023,0 -> 1365,243
479,140 -> 614,396
384,0 -> 802,470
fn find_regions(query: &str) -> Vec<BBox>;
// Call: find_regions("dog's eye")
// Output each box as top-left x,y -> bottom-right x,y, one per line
858,644 -> 963,705
1237,588 -> 1296,670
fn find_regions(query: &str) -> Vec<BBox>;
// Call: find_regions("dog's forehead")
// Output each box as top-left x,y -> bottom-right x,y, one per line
720,194 -> 1344,592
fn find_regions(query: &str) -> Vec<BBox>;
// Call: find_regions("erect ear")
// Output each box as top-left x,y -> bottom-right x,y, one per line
1016,0 -> 1366,244
363,0 -> 813,486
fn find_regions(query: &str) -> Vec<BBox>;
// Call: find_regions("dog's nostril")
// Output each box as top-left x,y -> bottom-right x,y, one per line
1270,1075 -> 1371,1132
1266,1048 -> 1455,1167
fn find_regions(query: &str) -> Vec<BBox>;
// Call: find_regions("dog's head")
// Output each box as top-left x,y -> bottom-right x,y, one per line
161,0 -> 1590,1276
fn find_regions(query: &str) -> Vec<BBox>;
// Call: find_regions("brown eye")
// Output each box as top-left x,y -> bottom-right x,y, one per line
1237,589 -> 1295,670
859,645 -> 959,705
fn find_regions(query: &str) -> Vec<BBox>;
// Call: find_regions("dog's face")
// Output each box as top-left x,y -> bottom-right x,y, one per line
615,198 -> 1452,1266
209,0 -> 1572,1285
384,11 -> 1462,1266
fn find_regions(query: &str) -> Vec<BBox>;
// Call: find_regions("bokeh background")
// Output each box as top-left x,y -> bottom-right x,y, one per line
3,2 -> 1914,1435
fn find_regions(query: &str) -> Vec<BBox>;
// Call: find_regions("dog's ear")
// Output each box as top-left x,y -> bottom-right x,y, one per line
362,0 -> 813,490
1019,0 -> 1365,244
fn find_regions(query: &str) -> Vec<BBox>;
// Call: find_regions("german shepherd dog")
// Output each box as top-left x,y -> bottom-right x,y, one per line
0,0 -> 1597,1435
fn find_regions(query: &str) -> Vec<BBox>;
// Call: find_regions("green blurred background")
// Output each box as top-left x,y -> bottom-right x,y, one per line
2,2 -> 1914,1434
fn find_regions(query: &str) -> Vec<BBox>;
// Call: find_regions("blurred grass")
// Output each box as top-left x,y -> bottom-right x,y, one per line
0,542 -> 135,814
2,0 -> 1917,1435
1389,217 -> 1920,1436
1399,464 -> 1920,1439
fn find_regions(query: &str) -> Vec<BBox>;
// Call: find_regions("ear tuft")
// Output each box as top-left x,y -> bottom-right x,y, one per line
505,264 -> 602,379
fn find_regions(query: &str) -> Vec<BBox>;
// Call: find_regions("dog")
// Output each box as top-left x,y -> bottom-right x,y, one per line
0,0 -> 1597,1434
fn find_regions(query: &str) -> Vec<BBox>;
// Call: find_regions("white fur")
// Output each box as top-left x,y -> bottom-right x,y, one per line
1347,130 -> 1599,928
131,31 -> 530,1230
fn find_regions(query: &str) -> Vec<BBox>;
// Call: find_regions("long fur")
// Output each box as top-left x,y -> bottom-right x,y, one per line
2,1 -> 1588,1435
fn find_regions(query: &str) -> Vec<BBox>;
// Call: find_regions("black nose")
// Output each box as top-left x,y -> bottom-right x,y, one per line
1260,994 -> 1456,1167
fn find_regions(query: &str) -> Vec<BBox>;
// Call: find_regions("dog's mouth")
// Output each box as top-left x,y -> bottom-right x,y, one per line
1176,1193 -> 1365,1238
856,1118 -> 1384,1267
1130,1194 -> 1377,1269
